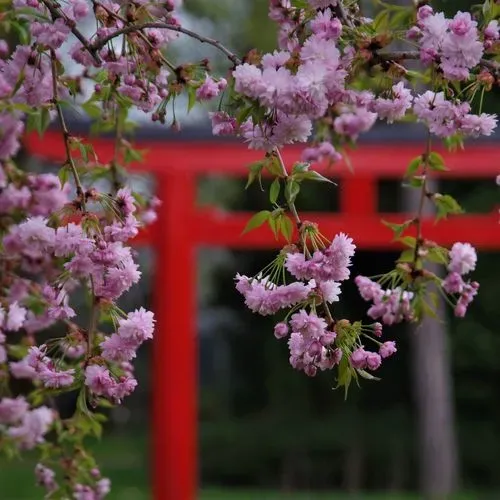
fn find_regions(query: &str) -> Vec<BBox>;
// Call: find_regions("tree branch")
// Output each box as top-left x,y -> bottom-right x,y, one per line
91,22 -> 241,66
377,50 -> 421,61
41,0 -> 101,65
412,130 -> 432,268
377,50 -> 500,74
334,1 -> 354,29
50,50 -> 87,212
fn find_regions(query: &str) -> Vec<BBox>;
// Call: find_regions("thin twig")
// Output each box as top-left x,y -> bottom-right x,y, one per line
274,148 -> 301,226
377,50 -> 421,61
50,50 -> 87,211
110,101 -> 123,193
378,50 -> 500,75
93,1 -> 177,72
91,22 -> 242,65
86,276 -> 98,358
412,130 -> 432,267
41,0 -> 101,65
334,1 -> 354,28
323,303 -> 335,326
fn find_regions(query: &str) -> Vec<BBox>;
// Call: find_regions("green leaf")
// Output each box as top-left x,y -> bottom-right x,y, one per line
78,143 -> 89,163
336,356 -> 353,400
87,166 -> 110,182
406,156 -> 422,177
285,179 -> 301,205
280,214 -> 294,242
12,103 -> 33,113
294,170 -> 335,184
268,216 -> 278,239
442,134 -> 464,152
427,246 -> 449,265
73,412 -> 103,439
356,369 -> 381,381
11,21 -> 29,45
236,104 -> 253,125
58,165 -> 69,186
292,162 -> 336,184
434,194 -> 463,219
6,344 -> 29,360
124,147 -> 145,164
290,0 -> 309,8
399,236 -> 416,248
372,9 -> 390,32
245,160 -> 265,189
94,70 -> 108,84
397,248 -> 414,263
242,210 -> 271,234
265,155 -> 283,177
428,151 -> 448,172
82,101 -> 102,120
76,388 -> 90,415
269,178 -> 280,204
25,111 -> 40,134
382,219 -> 413,239
292,162 -> 310,174
187,85 -> 197,112
405,176 -> 425,188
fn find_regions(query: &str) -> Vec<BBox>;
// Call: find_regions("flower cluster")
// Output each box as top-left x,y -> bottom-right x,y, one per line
413,90 -> 497,138
443,242 -> 479,317
235,231 -> 400,380
0,397 -> 54,450
355,277 -> 414,325
235,232 -> 355,375
412,8 -> 484,81
235,230 -> 397,378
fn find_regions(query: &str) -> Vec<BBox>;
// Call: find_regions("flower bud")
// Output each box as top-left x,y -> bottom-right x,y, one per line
308,340 -> 322,357
366,352 -> 382,370
273,322 -> 289,339
304,364 -> 317,377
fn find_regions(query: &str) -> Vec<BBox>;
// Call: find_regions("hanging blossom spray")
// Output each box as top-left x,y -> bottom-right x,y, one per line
0,0 -> 498,496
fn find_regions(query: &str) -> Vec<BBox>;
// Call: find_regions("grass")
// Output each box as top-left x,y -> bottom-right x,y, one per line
199,491 -> 424,500
0,433 -> 492,499
201,493 -> 489,500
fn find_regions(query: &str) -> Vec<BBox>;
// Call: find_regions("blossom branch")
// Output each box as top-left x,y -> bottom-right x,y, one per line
50,50 -> 87,212
377,50 -> 421,61
378,50 -> 500,74
41,0 -> 101,65
92,1 -> 177,73
91,22 -> 242,65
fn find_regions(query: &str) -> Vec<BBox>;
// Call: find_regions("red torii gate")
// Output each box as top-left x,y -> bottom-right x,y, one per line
25,128 -> 499,500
